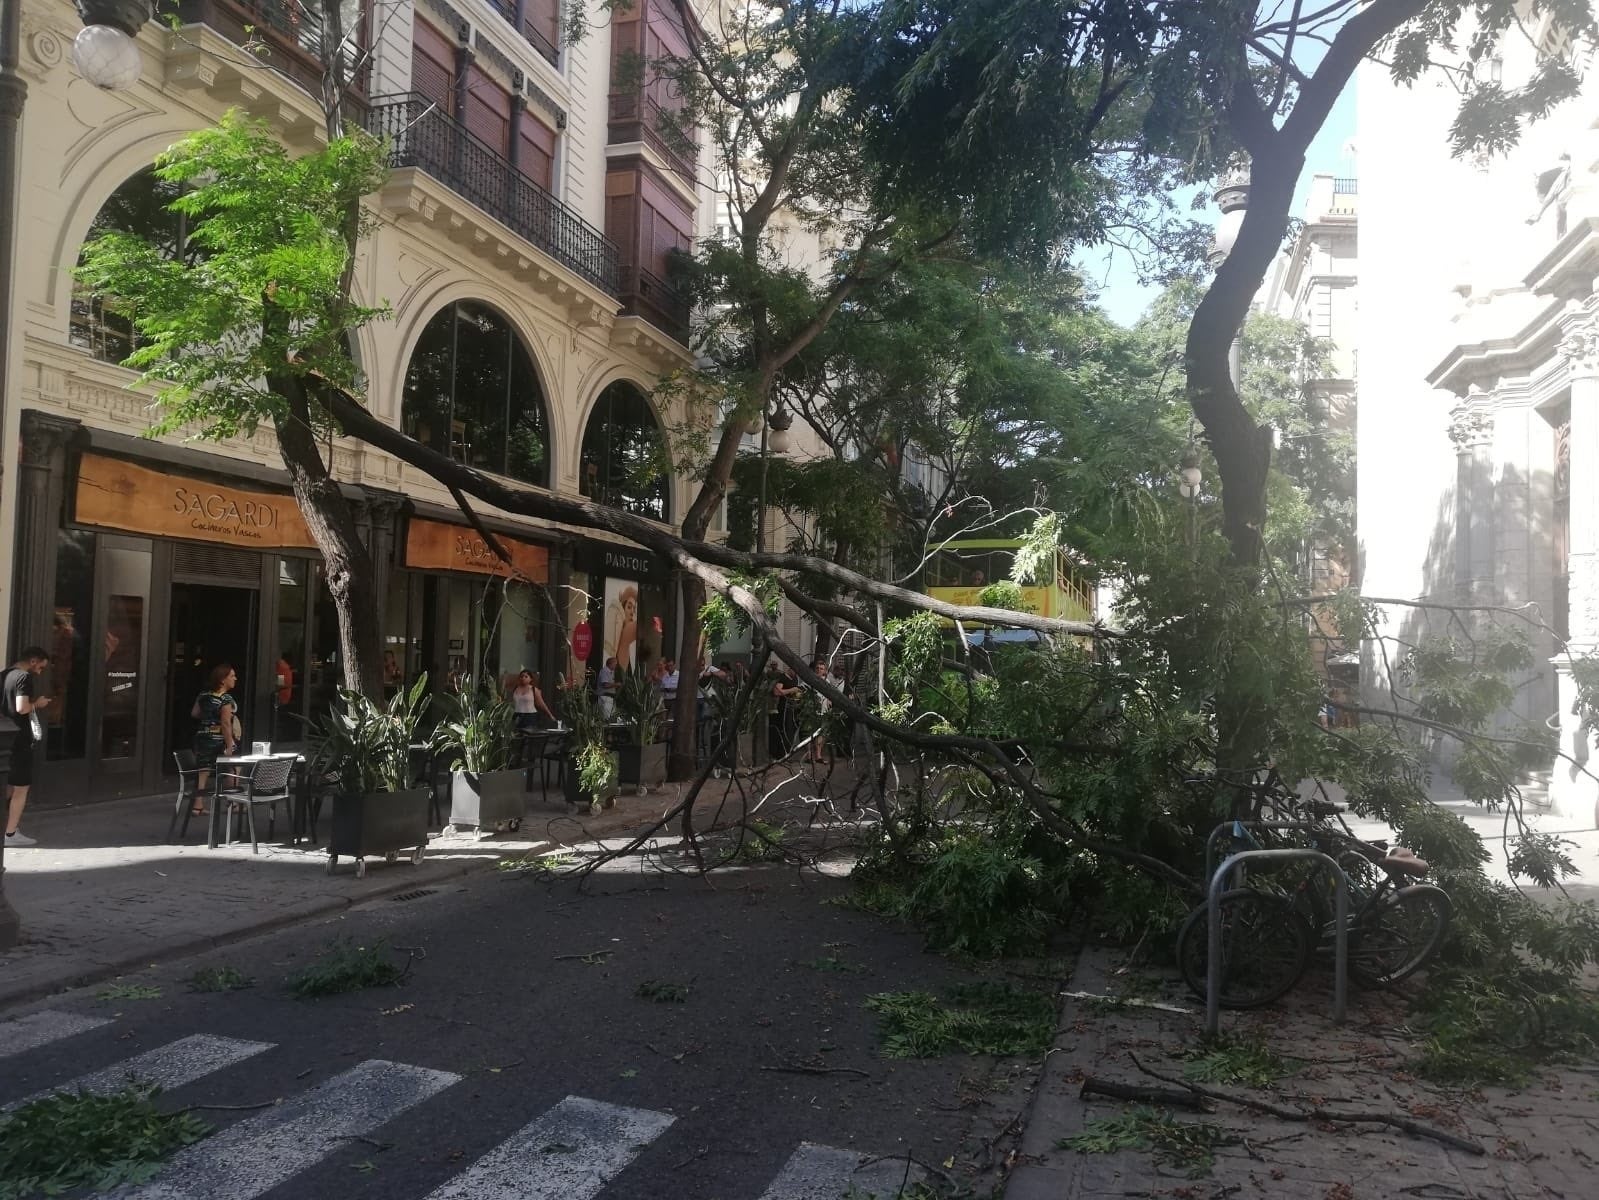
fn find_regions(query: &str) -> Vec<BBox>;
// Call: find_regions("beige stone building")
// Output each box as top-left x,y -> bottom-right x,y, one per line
0,0 -> 718,798
1357,11 -> 1596,810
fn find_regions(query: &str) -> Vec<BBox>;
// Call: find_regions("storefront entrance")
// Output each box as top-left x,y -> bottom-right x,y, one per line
166,583 -> 258,763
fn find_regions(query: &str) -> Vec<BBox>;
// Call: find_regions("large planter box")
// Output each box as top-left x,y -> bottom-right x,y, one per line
562,752 -> 620,812
446,768 -> 526,835
617,743 -> 668,790
327,787 -> 430,878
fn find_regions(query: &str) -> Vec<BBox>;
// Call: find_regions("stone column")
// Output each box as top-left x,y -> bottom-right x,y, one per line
357,490 -> 405,626
1550,300 -> 1599,817
1447,386 -> 1494,606
9,411 -> 79,654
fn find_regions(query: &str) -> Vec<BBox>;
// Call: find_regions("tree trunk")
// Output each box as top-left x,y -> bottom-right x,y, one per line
668,572 -> 708,779
272,398 -> 384,697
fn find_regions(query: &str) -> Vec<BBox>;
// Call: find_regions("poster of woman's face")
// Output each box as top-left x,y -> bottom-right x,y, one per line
604,580 -> 640,671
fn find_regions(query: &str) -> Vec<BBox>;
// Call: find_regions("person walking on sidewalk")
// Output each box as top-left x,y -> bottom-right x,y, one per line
3,647 -> 53,848
191,663 -> 240,810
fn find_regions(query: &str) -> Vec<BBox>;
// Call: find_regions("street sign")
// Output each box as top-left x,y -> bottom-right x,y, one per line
572,621 -> 593,661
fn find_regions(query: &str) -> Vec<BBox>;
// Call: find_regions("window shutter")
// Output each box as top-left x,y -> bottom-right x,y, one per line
412,19 -> 457,114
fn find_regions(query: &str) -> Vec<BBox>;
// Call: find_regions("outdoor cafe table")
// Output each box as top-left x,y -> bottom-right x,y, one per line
211,752 -> 307,849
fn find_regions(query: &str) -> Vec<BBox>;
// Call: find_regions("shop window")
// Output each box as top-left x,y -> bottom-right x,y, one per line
70,168 -> 195,365
401,300 -> 551,486
580,382 -> 669,520
274,558 -> 310,742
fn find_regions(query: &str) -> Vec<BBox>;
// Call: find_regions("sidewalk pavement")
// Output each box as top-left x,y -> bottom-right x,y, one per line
0,780 -> 715,1011
1007,945 -> 1598,1200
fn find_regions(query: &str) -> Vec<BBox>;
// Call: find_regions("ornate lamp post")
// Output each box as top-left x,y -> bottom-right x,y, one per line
70,0 -> 153,90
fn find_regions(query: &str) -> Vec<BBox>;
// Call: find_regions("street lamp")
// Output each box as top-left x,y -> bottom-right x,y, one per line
1177,449 -> 1202,500
71,0 -> 151,91
767,404 -> 793,456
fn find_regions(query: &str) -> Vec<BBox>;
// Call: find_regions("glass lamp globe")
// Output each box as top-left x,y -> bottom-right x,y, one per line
72,25 -> 143,90
768,424 -> 792,455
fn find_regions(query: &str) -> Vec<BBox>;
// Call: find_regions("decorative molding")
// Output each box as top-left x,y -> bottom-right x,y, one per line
525,77 -> 565,127
420,0 -> 471,41
472,31 -> 518,85
1558,304 -> 1599,379
1448,386 -> 1494,451
25,26 -> 67,74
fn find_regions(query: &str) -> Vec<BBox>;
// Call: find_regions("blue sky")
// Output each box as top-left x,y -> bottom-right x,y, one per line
1082,81 -> 1358,327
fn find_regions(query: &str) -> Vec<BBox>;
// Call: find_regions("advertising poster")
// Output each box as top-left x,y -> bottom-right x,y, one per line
603,578 -> 640,671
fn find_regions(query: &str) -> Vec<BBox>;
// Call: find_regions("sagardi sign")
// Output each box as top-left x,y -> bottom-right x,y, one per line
74,453 -> 317,550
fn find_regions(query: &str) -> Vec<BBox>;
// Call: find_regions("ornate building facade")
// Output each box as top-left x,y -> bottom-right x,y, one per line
0,0 -> 714,798
1357,9 -> 1597,810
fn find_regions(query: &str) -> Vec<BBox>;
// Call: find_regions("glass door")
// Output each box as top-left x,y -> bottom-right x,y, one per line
92,538 -> 152,777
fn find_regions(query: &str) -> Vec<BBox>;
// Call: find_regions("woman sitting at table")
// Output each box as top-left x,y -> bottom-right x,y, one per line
509,669 -> 557,732
191,663 -> 240,813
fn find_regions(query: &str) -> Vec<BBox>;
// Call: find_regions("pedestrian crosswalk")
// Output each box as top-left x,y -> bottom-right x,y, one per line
0,1009 -> 928,1200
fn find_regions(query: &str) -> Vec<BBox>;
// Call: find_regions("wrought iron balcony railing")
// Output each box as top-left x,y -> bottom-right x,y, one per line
365,93 -> 619,295
163,0 -> 369,94
482,0 -> 561,67
608,93 -> 697,183
619,264 -> 690,344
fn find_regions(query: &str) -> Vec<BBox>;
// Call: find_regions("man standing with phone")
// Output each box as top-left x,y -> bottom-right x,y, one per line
3,647 -> 52,847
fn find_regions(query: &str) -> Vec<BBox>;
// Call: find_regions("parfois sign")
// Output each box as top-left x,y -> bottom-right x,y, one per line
74,453 -> 317,549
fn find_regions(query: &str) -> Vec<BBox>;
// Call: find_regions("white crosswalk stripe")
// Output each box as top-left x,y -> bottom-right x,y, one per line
112,1058 -> 460,1200
423,1095 -> 675,1200
5,1034 -> 274,1111
0,1010 -> 111,1060
757,1142 -> 924,1200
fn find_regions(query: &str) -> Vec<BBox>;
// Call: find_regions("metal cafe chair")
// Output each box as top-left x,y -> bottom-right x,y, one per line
166,749 -> 206,843
219,754 -> 298,855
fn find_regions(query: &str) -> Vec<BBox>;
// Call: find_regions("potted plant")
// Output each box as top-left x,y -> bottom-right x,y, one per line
611,666 -> 666,791
313,675 -> 431,878
558,681 -> 619,814
433,678 -> 524,838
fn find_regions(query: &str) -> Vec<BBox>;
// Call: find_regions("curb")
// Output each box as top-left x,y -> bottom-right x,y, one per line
1004,944 -> 1095,1200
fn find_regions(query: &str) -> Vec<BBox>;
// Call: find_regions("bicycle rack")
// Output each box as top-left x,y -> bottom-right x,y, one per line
1204,848 -> 1350,1037
1203,820 -> 1319,885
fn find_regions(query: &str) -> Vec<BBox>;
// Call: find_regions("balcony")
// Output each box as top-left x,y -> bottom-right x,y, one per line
618,265 -> 690,344
365,94 -> 618,295
162,0 -> 368,97
608,93 -> 697,184
482,0 -> 560,67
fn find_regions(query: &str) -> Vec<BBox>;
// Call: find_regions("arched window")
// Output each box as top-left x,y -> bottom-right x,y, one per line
401,300 -> 550,487
580,382 -> 669,521
70,168 -> 195,364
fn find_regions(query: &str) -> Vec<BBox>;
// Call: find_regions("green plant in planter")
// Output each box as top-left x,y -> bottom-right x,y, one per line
613,667 -> 664,745
576,740 -> 619,798
559,682 -> 618,805
312,674 -> 429,794
430,677 -> 513,772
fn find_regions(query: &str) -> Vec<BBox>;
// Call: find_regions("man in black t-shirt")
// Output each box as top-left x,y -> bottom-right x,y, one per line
4,646 -> 52,848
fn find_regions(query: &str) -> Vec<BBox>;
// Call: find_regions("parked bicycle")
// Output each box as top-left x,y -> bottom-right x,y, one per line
1175,771 -> 1453,1008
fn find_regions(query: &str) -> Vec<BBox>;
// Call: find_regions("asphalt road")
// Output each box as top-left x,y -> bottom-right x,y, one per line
0,856 -> 1036,1200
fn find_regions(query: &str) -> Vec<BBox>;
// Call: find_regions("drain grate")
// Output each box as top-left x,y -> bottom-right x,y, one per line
388,888 -> 438,903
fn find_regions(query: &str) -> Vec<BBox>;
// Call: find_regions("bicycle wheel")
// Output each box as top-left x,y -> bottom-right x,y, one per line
1348,884 -> 1452,988
1176,889 -> 1312,1009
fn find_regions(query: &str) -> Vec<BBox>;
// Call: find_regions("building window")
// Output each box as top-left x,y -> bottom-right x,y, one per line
70,168 -> 192,364
580,382 -> 669,520
401,300 -> 550,486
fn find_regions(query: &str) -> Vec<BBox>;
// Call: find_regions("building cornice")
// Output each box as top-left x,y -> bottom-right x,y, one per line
1523,216 -> 1599,298
1426,294 -> 1567,394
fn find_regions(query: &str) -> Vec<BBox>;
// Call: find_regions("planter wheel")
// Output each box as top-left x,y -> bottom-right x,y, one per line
385,851 -> 398,863
605,796 -> 617,809
442,824 -> 458,837
355,858 -> 367,879
589,800 -> 602,816
325,853 -> 337,876
507,818 -> 521,832
411,845 -> 425,865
